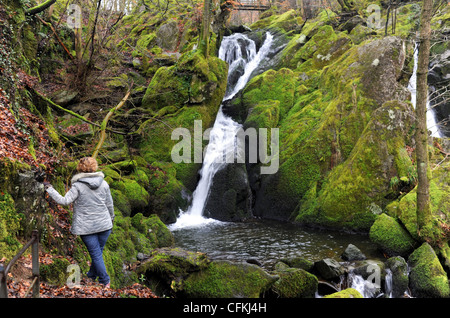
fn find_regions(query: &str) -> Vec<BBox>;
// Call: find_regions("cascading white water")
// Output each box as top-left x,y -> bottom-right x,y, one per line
169,32 -> 274,230
407,42 -> 442,138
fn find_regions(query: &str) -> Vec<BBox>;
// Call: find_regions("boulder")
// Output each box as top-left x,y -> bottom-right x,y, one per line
280,256 -> 314,272
341,244 -> 366,261
369,213 -> 417,257
323,288 -> 363,298
156,21 -> 179,52
385,256 -> 409,298
203,163 -> 252,221
181,260 -> 279,298
351,259 -> 385,282
270,267 -> 318,298
408,243 -> 450,298
136,247 -> 211,296
314,258 -> 345,281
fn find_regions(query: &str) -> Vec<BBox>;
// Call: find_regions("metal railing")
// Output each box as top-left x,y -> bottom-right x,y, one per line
0,230 -> 40,298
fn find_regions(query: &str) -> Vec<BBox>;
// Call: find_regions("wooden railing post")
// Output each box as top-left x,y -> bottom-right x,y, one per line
31,230 -> 40,298
0,229 -> 40,298
0,264 -> 7,298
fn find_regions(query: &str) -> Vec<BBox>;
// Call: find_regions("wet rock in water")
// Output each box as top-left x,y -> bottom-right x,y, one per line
314,258 -> 345,281
385,256 -> 409,298
351,259 -> 385,281
341,244 -> 366,261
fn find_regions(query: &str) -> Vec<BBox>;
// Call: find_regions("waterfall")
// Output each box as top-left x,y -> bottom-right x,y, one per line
407,42 -> 443,138
384,268 -> 393,298
348,272 -> 380,298
170,32 -> 274,230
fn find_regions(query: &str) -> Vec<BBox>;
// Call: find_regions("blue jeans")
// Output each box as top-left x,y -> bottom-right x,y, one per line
80,229 -> 111,285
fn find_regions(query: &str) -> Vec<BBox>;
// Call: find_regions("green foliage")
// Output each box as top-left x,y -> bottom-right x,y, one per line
0,192 -> 22,259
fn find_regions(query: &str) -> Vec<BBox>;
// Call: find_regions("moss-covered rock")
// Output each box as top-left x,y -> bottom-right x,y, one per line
0,192 -> 22,260
323,288 -> 363,298
270,267 -> 318,298
386,160 -> 450,246
408,242 -> 450,298
141,51 -> 228,111
102,213 -> 174,288
136,247 -> 211,296
181,260 -> 279,298
369,213 -> 417,257
296,101 -> 416,231
250,9 -> 304,33
385,256 -> 409,298
247,30 -> 412,228
40,258 -> 72,286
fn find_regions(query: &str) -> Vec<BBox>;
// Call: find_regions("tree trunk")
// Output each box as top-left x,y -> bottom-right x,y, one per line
199,0 -> 212,57
415,0 -> 433,241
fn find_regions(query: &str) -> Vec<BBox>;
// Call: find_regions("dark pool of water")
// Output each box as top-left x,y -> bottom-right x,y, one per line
171,219 -> 383,269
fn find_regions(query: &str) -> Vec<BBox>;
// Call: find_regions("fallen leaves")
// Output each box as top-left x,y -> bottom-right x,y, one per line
7,279 -> 158,298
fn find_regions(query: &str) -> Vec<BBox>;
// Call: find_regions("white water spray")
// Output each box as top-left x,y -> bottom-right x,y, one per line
407,42 -> 442,138
169,32 -> 274,230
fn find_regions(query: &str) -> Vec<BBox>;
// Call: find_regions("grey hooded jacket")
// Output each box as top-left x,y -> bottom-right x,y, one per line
46,172 -> 114,235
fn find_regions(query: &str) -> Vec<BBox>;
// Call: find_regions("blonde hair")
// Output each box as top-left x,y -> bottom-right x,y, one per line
77,157 -> 98,173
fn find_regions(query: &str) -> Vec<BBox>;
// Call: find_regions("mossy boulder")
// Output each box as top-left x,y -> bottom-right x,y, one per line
247,32 -> 412,228
270,267 -> 318,298
136,247 -> 211,296
369,213 -> 417,257
250,9 -> 303,33
408,242 -> 450,298
141,51 -> 228,111
181,260 -> 279,298
386,160 -> 450,245
323,288 -> 363,298
295,100 -> 416,231
102,213 -> 174,288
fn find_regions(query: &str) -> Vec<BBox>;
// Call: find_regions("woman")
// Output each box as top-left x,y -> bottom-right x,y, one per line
44,157 -> 114,288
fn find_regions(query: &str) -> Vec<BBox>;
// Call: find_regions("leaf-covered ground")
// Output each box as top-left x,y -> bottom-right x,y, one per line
4,254 -> 157,298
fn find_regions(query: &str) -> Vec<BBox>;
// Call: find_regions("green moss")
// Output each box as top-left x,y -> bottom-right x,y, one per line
270,267 -> 318,298
250,9 -> 303,32
369,213 -> 417,257
244,99 -> 280,130
0,192 -> 22,260
323,288 -> 363,298
386,160 -> 450,245
111,178 -> 150,212
182,260 -> 278,298
40,258 -> 72,286
241,68 -> 296,121
102,213 -> 174,288
408,242 -> 450,298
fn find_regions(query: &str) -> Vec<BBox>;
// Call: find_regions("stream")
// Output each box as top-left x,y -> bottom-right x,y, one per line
171,219 -> 383,269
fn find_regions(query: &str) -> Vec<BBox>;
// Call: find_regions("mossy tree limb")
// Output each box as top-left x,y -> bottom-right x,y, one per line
26,0 -> 57,15
92,88 -> 132,159
33,89 -> 125,135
